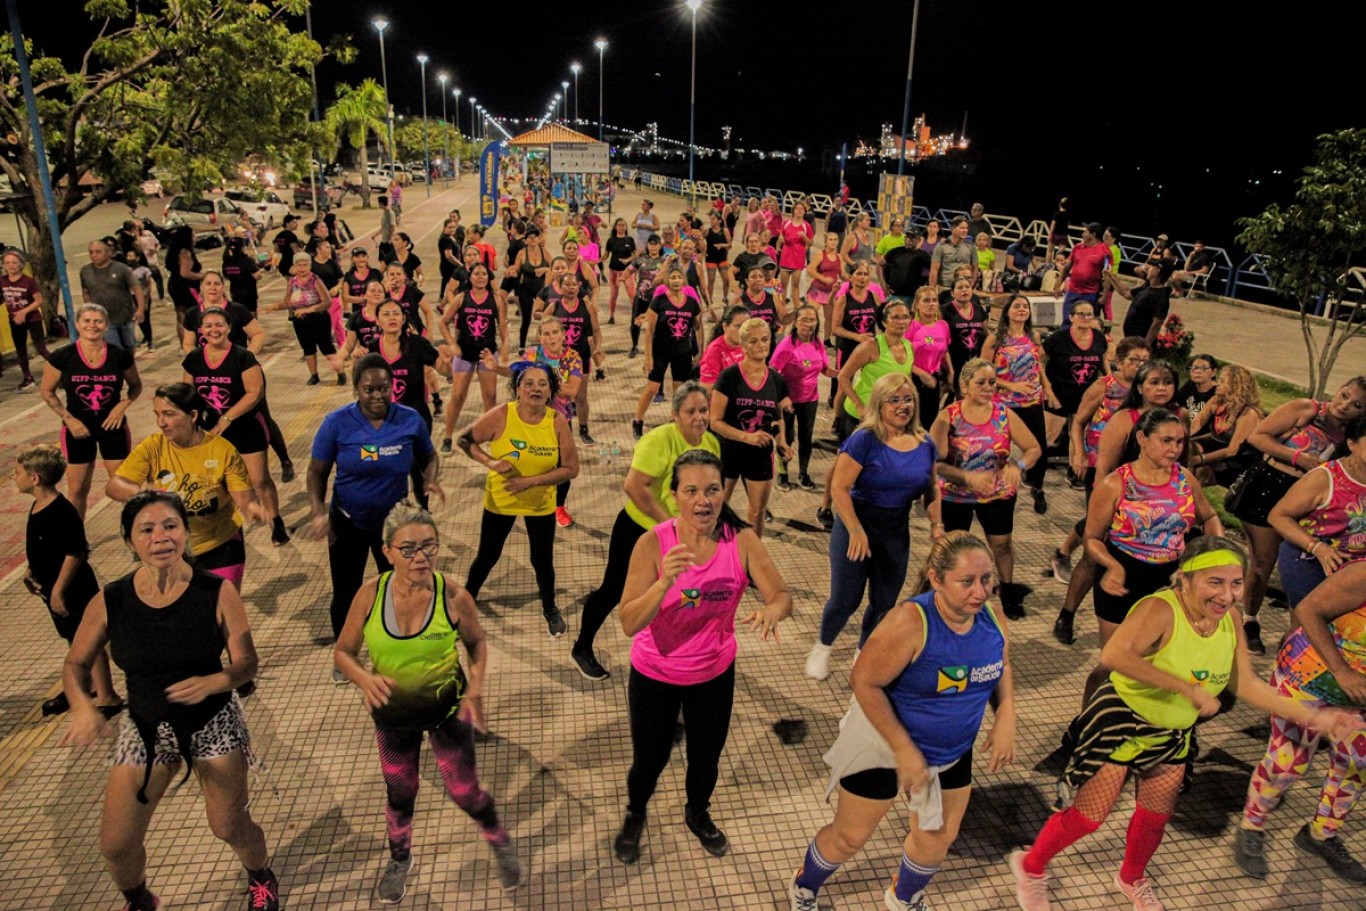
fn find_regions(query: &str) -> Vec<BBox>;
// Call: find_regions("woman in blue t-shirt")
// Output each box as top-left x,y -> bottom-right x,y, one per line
805,372 -> 941,682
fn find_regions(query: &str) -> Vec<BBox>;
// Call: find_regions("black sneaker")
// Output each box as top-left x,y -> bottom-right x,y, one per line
543,606 -> 567,638
235,681 -> 257,699
607,315 -> 616,325
614,811 -> 646,864
816,507 -> 834,532
631,420 -> 644,441
595,368 -> 606,381
246,867 -> 280,911
580,428 -> 596,446
280,462 -> 296,484
1052,611 -> 1075,645
440,438 -> 453,455
1067,470 -> 1086,491
1244,619 -> 1266,656
41,693 -> 70,716
571,648 -> 610,681
775,474 -> 792,492
270,517 -> 290,546
1233,827 -> 1268,879
798,474 -> 817,491
1032,487 -> 1048,514
306,374 -> 321,386
1294,824 -> 1366,883
684,806 -> 729,857
336,371 -> 347,386
431,394 -> 443,417
628,346 -> 639,358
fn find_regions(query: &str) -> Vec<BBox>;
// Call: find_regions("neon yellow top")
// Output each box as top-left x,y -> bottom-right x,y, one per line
484,402 -> 560,516
1110,589 -> 1235,730
624,424 -> 722,530
363,571 -> 464,730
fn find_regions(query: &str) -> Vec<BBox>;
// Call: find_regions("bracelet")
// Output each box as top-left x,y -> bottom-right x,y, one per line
1014,458 -> 1027,471
1291,450 -> 1301,468
1309,541 -> 1322,557
931,522 -> 945,528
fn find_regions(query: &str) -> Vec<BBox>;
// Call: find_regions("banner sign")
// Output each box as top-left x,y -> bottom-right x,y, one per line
549,142 -> 609,174
479,143 -> 499,227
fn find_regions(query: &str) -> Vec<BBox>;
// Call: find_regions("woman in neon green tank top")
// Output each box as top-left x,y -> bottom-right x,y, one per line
457,363 -> 579,638
333,504 -> 522,900
1009,538 -> 1359,911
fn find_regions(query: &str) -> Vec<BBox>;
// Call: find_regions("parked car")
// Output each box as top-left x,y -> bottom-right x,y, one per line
294,177 -> 341,210
224,188 -> 290,230
163,194 -> 239,236
353,166 -> 393,191
140,178 -> 165,198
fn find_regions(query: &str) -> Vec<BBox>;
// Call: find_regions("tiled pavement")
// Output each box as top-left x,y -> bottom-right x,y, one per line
0,183 -> 1360,909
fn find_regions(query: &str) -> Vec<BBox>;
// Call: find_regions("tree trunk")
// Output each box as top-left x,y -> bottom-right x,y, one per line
21,214 -> 63,328
358,142 -> 372,209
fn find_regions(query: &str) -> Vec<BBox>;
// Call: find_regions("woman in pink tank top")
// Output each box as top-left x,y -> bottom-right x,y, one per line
612,450 -> 792,865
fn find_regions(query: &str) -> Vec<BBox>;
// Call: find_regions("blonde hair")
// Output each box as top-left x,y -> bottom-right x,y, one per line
957,357 -> 994,393
738,317 -> 770,342
858,372 -> 925,441
1214,364 -> 1260,420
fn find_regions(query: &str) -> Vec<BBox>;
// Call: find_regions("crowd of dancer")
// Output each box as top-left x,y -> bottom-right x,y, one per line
9,184 -> 1366,911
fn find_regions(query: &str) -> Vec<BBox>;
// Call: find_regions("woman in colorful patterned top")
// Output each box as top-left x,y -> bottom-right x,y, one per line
929,358 -> 1042,620
334,503 -> 521,902
1190,363 -> 1263,489
982,293 -> 1049,514
1011,538 -> 1358,911
1233,376 -> 1366,652
1234,560 -> 1366,884
1268,414 -> 1366,609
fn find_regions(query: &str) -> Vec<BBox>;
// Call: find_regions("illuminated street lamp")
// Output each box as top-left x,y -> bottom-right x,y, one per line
684,0 -> 702,205
595,38 -> 607,140
570,62 -> 581,121
373,18 -> 396,183
417,54 -> 431,198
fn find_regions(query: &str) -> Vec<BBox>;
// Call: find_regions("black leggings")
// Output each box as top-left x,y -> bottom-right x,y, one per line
515,287 -> 538,348
575,509 -> 646,653
556,480 -> 570,507
328,510 -> 392,637
781,400 -> 818,476
627,662 -> 735,816
630,293 -> 651,348
1013,403 -> 1047,489
8,319 -> 50,377
915,374 -> 943,430
259,400 -> 292,468
464,509 -> 558,611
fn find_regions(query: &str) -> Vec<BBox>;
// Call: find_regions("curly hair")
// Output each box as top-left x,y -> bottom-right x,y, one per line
1213,364 -> 1260,421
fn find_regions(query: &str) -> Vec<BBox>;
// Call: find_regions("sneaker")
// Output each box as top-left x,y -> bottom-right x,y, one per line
1244,619 -> 1266,656
122,892 -> 160,911
1052,611 -> 1075,646
652,391 -> 665,404
571,648 -> 610,681
776,474 -> 793,492
816,507 -> 834,532
805,642 -> 833,681
608,315 -> 616,325
330,667 -> 348,685
336,371 -> 347,386
280,462 -> 296,484
628,346 -> 639,358
440,438 -> 453,455
614,810 -> 646,864
1294,823 -> 1366,883
1032,487 -> 1048,515
684,806 -> 729,857
883,883 -> 929,911
489,839 -> 523,890
1113,872 -> 1165,910
235,681 -> 257,699
41,693 -> 70,716
631,420 -> 644,441
247,868 -> 280,911
580,429 -> 597,446
555,506 -> 575,528
1233,827 -> 1268,879
799,474 -> 817,491
431,394 -> 443,417
376,854 -> 415,904
765,508 -> 774,525
790,872 -> 819,911
543,606 -> 567,638
1067,470 -> 1086,491
1008,849 -> 1051,911
1050,549 -> 1073,583
270,517 -> 290,546
17,376 -> 35,391
306,374 -> 321,386
594,368 -> 606,381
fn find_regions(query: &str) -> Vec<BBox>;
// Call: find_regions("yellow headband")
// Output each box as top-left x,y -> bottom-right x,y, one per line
1180,550 -> 1244,574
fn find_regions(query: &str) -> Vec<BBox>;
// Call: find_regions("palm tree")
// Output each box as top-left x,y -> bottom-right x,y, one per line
324,80 -> 389,208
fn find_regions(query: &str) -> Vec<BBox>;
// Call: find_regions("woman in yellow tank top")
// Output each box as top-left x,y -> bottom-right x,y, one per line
457,363 -> 579,638
1009,537 -> 1360,911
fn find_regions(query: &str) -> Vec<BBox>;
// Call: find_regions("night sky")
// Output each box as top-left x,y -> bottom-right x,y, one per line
27,2 -> 1357,247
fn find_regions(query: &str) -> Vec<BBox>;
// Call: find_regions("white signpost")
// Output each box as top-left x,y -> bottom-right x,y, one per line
550,141 -> 610,174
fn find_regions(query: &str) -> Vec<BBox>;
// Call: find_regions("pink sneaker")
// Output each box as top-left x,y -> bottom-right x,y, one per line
1114,872 -> 1165,911
1008,849 -> 1051,911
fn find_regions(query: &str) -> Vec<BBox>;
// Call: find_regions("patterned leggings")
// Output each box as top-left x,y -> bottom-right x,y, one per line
374,716 -> 506,859
1242,672 -> 1366,837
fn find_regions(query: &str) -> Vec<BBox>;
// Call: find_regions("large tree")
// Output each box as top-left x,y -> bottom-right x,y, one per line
324,79 -> 388,208
0,0 -> 348,313
1238,128 -> 1366,398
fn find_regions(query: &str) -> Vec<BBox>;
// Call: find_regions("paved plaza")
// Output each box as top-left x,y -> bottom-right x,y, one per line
0,183 -> 1360,909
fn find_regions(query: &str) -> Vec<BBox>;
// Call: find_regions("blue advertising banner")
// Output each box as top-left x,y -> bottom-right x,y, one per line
479,143 -> 499,227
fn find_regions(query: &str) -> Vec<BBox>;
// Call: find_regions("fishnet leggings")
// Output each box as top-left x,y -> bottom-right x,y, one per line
1074,761 -> 1183,822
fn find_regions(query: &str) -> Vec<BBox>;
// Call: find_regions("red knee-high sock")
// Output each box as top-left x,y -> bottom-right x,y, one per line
1024,807 -> 1102,875
1120,807 -> 1170,884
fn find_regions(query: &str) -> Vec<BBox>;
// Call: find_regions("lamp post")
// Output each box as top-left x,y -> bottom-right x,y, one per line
685,0 -> 702,207
373,19 -> 396,184
570,62 -> 581,122
561,81 -> 569,122
469,96 -> 477,144
417,54 -> 431,198
438,72 -> 449,186
452,88 -> 462,181
895,0 -> 922,177
595,38 -> 607,140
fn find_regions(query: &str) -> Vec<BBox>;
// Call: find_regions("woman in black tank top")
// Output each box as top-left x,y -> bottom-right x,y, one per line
62,492 -> 277,911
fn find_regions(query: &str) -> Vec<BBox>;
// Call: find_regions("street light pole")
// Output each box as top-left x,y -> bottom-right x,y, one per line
895,0 -> 921,177
561,82 -> 569,122
685,0 -> 702,208
570,63 -> 581,122
453,88 -> 462,181
374,19 -> 396,185
469,97 -> 477,145
595,38 -> 607,140
438,73 -> 449,187
417,54 -> 431,198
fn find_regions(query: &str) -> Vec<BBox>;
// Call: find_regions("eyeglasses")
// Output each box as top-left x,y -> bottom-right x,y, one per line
1123,356 -> 1150,366
393,542 -> 439,559
884,395 -> 914,405
1072,311 -> 1095,319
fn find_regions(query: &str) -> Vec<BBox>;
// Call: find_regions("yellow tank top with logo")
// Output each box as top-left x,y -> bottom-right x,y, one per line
1110,588 -> 1236,730
484,402 -> 560,516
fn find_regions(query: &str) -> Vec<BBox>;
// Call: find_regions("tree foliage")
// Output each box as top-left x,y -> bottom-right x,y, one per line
1237,128 -> 1366,398
394,117 -> 462,163
323,79 -> 387,207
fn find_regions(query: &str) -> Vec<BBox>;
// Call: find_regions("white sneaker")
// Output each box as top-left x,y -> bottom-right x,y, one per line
883,883 -> 929,910
805,643 -> 833,680
1009,849 -> 1051,911
789,871 -> 818,911
1114,873 -> 1164,910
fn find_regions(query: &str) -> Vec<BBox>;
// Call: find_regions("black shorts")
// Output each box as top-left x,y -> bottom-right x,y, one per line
1230,461 -> 1298,528
221,411 -> 270,455
942,496 -> 1017,537
290,312 -> 336,357
839,748 -> 974,800
1093,540 -> 1178,625
648,347 -> 695,385
720,438 -> 774,482
196,533 -> 246,573
61,422 -> 132,465
47,583 -> 97,642
1045,388 -> 1084,418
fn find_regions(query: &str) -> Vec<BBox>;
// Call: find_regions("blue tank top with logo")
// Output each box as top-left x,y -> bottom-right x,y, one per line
884,589 -> 1006,766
